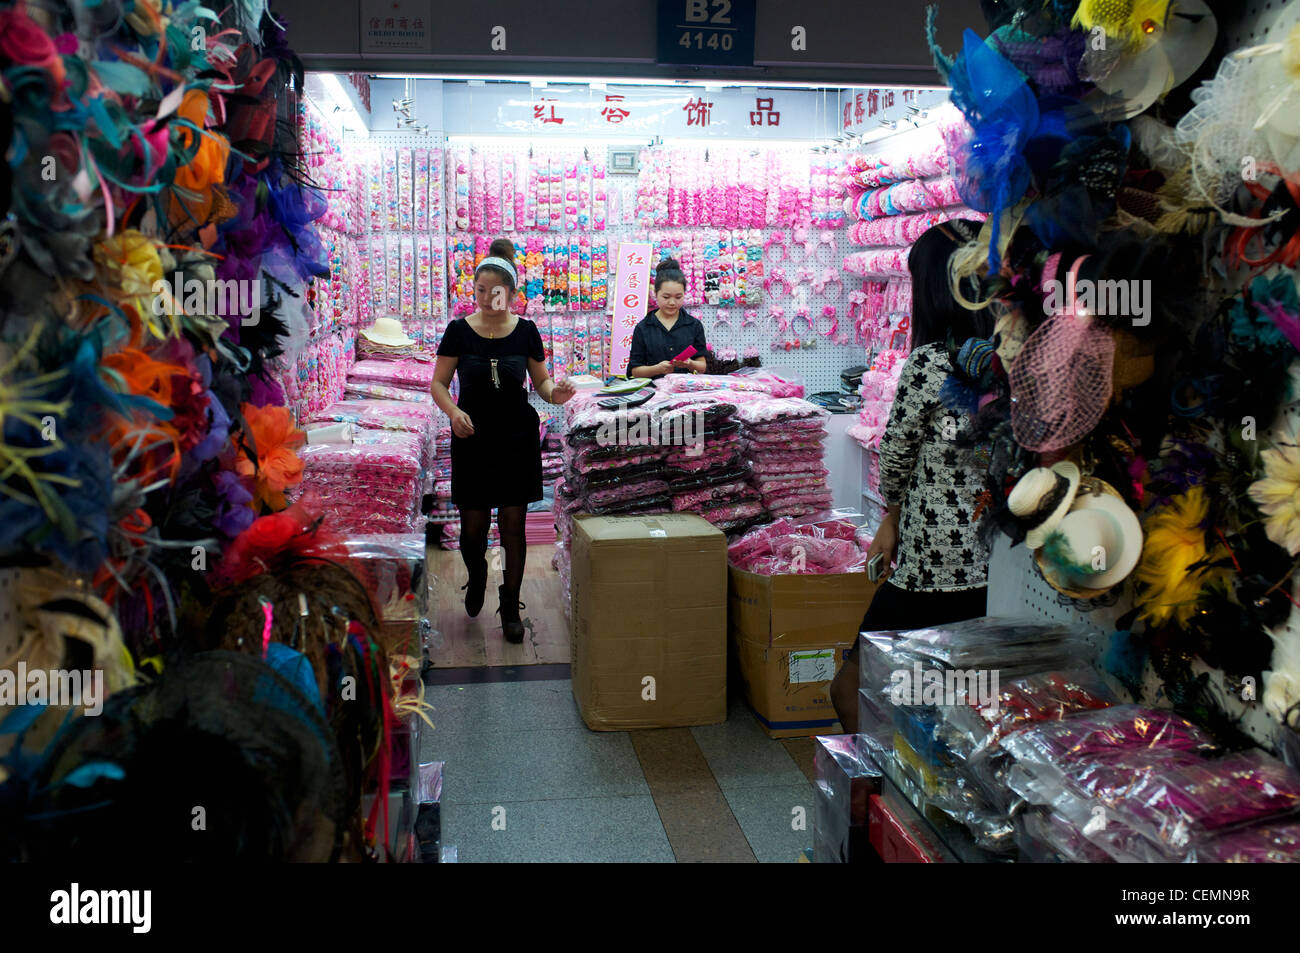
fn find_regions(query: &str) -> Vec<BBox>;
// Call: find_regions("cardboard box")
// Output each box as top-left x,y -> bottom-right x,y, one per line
571,513 -> 728,730
729,567 -> 875,738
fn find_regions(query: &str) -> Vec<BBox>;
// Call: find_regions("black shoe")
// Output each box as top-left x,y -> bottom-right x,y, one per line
496,585 -> 525,643
461,558 -> 488,617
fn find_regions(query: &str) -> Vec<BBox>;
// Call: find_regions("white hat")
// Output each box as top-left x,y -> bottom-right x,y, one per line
1038,477 -> 1143,594
360,316 -> 414,348
1008,461 -> 1080,550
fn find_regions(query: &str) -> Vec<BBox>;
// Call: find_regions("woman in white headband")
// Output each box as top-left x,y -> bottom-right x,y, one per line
431,237 -> 576,643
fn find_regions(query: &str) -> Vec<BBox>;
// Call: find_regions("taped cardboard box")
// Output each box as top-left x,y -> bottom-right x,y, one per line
571,513 -> 727,730
729,566 -> 875,738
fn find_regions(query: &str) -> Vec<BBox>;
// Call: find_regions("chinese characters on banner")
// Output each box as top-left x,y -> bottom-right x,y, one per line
839,87 -> 948,131
610,242 -> 653,376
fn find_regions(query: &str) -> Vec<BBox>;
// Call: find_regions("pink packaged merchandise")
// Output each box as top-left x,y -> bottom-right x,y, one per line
1187,818 -> 1300,863
348,358 -> 437,389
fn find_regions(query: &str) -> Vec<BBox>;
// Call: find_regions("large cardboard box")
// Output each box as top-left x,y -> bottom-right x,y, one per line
571,513 -> 727,730
729,566 -> 875,738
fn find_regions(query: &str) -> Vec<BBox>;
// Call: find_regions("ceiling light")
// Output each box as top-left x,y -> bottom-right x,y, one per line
317,73 -> 369,138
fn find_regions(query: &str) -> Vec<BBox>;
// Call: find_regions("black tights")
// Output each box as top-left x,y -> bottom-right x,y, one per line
459,505 -> 527,591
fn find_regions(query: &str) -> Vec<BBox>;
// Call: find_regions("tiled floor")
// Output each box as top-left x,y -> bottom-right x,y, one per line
419,677 -> 825,863
423,542 -> 830,862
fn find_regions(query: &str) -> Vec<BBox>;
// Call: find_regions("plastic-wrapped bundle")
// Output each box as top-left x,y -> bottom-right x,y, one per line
295,430 -> 424,534
1187,818 -> 1300,863
347,357 -> 435,388
334,534 -> 427,623
654,373 -> 775,395
344,382 -> 434,404
1001,705 -> 1220,769
672,480 -> 752,512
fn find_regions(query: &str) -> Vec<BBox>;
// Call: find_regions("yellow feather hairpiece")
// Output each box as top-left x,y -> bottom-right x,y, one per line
1133,486 -> 1231,627
1073,0 -> 1172,49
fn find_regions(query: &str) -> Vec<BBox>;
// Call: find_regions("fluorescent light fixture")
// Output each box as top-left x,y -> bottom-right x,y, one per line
371,72 -> 945,92
530,79 -> 548,89
445,134 -> 647,146
590,81 -> 608,91
468,79 -> 485,87
317,72 -> 370,138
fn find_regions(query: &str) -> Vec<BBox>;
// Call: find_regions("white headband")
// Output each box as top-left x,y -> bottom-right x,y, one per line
475,256 -> 518,286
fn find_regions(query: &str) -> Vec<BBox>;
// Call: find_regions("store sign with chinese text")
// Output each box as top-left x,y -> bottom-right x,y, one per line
610,242 -> 653,376
837,87 -> 949,132
443,84 -> 840,139
360,0 -> 433,54
655,0 -> 756,68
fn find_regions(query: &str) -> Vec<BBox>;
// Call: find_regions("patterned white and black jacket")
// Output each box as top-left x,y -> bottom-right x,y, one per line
877,343 -> 991,592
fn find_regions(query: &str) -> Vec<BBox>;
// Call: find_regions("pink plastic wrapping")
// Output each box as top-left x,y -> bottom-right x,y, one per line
348,358 -> 438,389
295,430 -> 423,534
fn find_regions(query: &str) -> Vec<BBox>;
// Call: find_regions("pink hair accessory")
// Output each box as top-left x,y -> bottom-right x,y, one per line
742,309 -> 759,328
763,267 -> 792,295
769,306 -> 788,333
820,305 -> 838,339
763,230 -> 789,261
795,267 -> 814,285
792,305 -> 813,334
714,308 -> 735,331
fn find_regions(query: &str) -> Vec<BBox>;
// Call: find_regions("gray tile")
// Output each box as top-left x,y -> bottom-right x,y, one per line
421,679 -> 585,734
421,726 -> 651,803
440,796 -> 674,863
723,782 -> 817,864
689,696 -> 808,795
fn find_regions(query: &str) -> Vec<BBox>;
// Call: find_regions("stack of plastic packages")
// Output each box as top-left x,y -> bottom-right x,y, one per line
294,429 -> 424,534
736,398 -> 833,518
659,392 -> 764,533
812,734 -> 882,863
541,430 -> 564,485
727,514 -> 872,575
1004,707 -> 1300,863
306,398 -> 439,495
856,618 -> 1099,856
345,358 -> 436,404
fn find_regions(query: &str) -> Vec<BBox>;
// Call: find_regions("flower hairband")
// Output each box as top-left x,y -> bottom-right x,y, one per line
714,308 -> 734,331
769,306 -> 788,333
763,231 -> 790,261
742,309 -> 759,328
764,267 -> 792,295
814,268 -> 845,295
820,305 -> 839,339
795,267 -> 815,285
793,305 -> 813,334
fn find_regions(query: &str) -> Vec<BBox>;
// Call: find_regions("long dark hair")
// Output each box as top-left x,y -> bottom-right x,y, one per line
908,220 -> 988,349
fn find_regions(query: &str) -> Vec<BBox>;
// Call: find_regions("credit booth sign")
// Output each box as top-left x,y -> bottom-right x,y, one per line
611,242 -> 653,376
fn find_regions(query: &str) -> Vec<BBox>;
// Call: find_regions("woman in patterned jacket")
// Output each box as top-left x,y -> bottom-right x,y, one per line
831,221 -> 992,732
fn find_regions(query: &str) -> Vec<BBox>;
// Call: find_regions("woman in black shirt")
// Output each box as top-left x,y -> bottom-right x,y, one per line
627,258 -> 708,378
431,238 -> 576,642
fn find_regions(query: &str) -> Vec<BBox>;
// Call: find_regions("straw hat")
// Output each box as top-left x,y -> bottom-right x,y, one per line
359,316 -> 414,347
1035,476 -> 1143,597
1008,461 -> 1080,550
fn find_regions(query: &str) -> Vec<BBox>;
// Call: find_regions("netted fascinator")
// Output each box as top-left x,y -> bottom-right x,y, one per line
1010,255 -> 1116,452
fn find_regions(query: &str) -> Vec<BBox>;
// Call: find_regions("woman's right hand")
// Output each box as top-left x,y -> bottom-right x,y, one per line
451,410 -> 475,438
867,512 -> 899,582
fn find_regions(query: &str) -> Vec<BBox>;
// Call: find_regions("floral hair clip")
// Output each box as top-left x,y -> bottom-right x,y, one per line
793,305 -> 813,334
742,309 -> 759,328
742,345 -> 760,359
795,267 -> 815,285
769,306 -> 788,333
763,230 -> 789,261
714,308 -> 734,332
763,267 -> 792,295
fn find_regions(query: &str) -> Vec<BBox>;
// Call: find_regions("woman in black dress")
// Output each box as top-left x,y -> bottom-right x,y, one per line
431,238 -> 576,642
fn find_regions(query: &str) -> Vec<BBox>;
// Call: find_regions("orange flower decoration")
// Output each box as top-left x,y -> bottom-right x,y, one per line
169,88 -> 231,229
236,403 -> 305,511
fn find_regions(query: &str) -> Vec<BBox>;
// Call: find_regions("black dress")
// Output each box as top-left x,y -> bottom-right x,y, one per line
436,317 -> 546,509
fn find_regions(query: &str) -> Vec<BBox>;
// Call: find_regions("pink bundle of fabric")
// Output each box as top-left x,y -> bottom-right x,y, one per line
672,481 -> 754,512
586,478 -> 671,508
654,373 -> 774,395
727,518 -> 867,574
750,453 -> 826,474
575,447 -> 667,473
753,471 -> 829,494
698,499 -> 764,529
344,381 -> 434,404
348,358 -> 437,389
